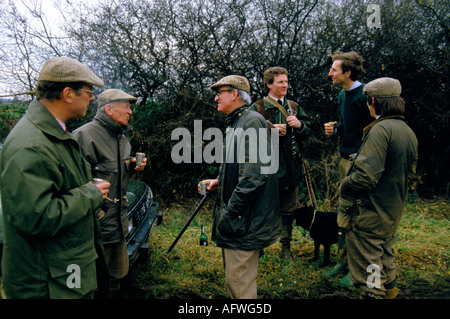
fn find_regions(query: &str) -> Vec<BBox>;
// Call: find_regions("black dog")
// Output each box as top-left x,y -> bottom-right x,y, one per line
293,207 -> 338,267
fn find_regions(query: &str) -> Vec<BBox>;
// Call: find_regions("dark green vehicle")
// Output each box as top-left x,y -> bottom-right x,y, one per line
126,179 -> 161,265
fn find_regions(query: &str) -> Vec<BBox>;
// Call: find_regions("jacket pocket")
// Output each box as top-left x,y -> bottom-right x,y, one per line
93,161 -> 118,182
217,204 -> 246,237
47,239 -> 98,299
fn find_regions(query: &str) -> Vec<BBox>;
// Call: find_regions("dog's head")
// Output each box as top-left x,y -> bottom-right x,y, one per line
292,206 -> 315,230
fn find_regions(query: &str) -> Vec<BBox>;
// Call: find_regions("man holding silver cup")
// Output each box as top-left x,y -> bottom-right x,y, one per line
73,88 -> 147,297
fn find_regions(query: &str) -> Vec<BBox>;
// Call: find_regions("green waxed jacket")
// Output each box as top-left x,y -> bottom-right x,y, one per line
338,115 -> 418,238
0,99 -> 104,299
212,105 -> 281,251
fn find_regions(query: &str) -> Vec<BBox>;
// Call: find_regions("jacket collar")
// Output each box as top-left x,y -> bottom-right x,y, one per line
26,98 -> 71,140
93,107 -> 131,136
225,104 -> 248,126
363,115 -> 404,135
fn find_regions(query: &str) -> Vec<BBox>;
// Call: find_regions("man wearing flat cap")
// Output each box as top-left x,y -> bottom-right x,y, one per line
0,57 -> 108,298
338,77 -> 418,299
73,88 -> 146,297
199,75 -> 281,299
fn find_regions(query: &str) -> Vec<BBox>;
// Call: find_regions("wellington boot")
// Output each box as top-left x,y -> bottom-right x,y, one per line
324,261 -> 347,278
338,272 -> 354,287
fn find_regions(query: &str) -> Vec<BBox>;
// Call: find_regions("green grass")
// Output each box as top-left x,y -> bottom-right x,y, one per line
127,196 -> 450,299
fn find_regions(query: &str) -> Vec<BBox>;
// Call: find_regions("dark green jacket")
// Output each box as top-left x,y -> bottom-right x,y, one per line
212,105 -> 281,251
338,116 -> 418,238
72,109 -> 132,244
0,99 -> 104,298
249,98 -> 310,190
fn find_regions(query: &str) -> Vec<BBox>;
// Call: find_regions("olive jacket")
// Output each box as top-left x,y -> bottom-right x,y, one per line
338,115 -> 418,238
0,99 -> 104,298
249,98 -> 311,190
72,108 -> 132,244
212,105 -> 281,251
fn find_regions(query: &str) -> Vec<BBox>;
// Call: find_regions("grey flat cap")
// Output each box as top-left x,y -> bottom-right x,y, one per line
210,75 -> 250,93
364,77 -> 402,97
38,56 -> 104,87
98,89 -> 138,108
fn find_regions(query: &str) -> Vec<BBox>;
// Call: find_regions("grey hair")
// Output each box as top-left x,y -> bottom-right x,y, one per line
229,87 -> 251,105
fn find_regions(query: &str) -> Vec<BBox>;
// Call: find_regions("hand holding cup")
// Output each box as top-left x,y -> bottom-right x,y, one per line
92,178 -> 111,200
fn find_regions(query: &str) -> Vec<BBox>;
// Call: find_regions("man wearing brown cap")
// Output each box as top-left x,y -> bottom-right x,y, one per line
338,77 -> 418,299
0,57 -> 108,298
73,88 -> 146,297
199,75 -> 281,299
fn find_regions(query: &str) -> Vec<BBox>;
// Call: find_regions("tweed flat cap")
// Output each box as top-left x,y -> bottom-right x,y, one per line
210,75 -> 250,93
98,89 -> 138,108
38,57 -> 104,87
364,77 -> 401,97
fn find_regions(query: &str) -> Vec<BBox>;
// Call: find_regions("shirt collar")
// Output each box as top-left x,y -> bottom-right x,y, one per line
269,94 -> 284,104
349,80 -> 362,91
55,117 -> 67,132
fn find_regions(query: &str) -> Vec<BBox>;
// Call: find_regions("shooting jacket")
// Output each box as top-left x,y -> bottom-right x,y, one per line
0,99 -> 104,298
249,98 -> 311,190
72,108 -> 132,244
212,105 -> 281,251
338,115 -> 418,238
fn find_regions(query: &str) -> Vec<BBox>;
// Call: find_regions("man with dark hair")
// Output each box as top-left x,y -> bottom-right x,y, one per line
324,51 -> 373,284
199,75 -> 281,299
249,66 -> 311,260
0,57 -> 108,299
338,77 -> 418,299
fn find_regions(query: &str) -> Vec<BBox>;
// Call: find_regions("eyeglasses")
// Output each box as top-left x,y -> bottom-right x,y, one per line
79,88 -> 95,97
215,89 -> 234,97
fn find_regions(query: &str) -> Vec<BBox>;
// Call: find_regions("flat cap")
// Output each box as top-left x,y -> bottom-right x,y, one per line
38,56 -> 104,87
364,77 -> 401,97
98,89 -> 138,108
210,75 -> 250,93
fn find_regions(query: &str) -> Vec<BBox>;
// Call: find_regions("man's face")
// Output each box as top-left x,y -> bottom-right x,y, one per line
267,74 -> 288,99
328,60 -> 349,87
69,85 -> 95,118
214,86 -> 236,115
107,101 -> 133,126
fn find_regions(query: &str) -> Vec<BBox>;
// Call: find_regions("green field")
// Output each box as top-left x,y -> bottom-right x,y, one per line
124,196 -> 449,299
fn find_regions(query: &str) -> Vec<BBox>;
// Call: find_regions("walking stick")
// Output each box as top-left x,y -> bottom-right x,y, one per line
167,192 -> 210,253
302,155 -> 318,210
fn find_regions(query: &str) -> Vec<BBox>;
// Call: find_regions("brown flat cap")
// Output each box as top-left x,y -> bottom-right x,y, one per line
210,75 -> 250,93
38,56 -> 104,87
364,77 -> 401,97
98,89 -> 138,108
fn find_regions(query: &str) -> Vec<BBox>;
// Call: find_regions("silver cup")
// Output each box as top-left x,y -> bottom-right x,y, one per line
199,181 -> 209,195
136,152 -> 146,166
93,178 -> 107,185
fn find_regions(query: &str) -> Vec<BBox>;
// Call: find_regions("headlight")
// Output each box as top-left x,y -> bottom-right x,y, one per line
128,218 -> 133,234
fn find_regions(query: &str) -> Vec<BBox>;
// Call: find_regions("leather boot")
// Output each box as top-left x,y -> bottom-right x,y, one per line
384,279 -> 399,299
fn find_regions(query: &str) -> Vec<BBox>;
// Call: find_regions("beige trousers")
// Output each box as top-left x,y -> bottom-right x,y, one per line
222,248 -> 260,299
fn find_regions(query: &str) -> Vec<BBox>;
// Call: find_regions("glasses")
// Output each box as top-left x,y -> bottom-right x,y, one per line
79,88 -> 95,97
215,89 -> 234,97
